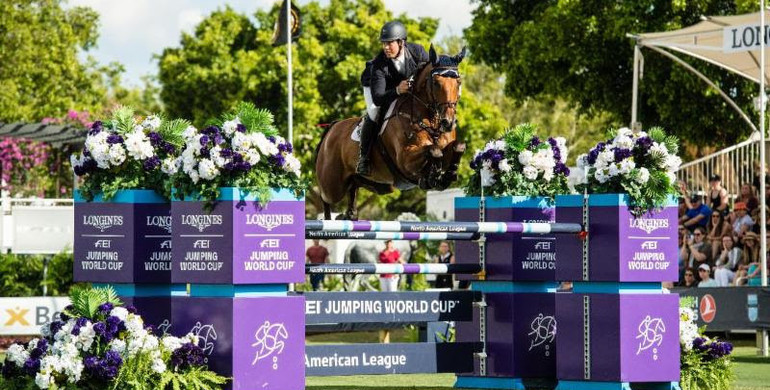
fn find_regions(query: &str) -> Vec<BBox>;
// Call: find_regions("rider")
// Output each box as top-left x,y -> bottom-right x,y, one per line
357,20 -> 429,175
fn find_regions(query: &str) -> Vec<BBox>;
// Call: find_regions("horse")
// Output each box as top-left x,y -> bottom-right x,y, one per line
315,45 -> 467,220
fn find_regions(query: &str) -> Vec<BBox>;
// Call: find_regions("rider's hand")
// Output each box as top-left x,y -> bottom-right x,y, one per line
396,80 -> 409,95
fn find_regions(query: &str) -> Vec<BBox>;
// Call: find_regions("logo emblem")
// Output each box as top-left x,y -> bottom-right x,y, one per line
699,294 -> 717,323
4,307 -> 30,326
190,322 -> 218,361
628,218 -> 669,234
527,313 -> 556,355
636,315 -> 665,360
748,294 -> 758,323
251,321 -> 289,370
157,319 -> 171,334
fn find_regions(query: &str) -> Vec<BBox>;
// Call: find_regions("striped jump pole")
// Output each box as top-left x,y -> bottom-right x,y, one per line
305,220 -> 583,234
306,230 -> 480,241
306,263 -> 482,275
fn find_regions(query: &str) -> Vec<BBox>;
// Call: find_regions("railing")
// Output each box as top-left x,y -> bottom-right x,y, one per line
676,134 -> 767,201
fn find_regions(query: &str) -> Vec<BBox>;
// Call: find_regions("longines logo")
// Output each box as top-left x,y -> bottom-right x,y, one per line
246,214 -> 294,231
251,321 -> 288,370
629,218 -> 669,234
147,216 -> 172,233
181,214 -> 223,233
83,215 -> 124,232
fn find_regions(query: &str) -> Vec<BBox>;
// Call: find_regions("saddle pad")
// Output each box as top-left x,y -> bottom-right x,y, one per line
349,100 -> 398,142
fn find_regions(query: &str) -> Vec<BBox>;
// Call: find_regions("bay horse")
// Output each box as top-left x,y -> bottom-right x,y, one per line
315,45 -> 467,220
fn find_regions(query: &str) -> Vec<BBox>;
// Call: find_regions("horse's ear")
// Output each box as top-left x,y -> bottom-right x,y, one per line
454,46 -> 467,64
429,44 -> 439,66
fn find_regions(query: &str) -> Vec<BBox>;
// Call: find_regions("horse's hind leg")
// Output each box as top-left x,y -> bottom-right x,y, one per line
323,201 -> 332,220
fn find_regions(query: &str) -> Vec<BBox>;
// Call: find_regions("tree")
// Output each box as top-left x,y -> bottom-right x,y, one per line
465,0 -> 761,154
0,0 -> 115,122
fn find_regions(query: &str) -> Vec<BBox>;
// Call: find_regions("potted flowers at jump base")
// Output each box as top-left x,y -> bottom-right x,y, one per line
555,127 -> 681,388
169,102 -> 306,285
70,107 -> 185,285
454,123 -> 570,385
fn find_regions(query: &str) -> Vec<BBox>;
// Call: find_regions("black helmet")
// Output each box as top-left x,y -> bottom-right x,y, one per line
380,21 -> 407,42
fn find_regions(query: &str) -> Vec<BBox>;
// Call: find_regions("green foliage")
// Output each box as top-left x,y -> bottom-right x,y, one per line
0,252 -> 80,297
680,348 -> 735,390
156,366 -> 229,390
67,285 -> 121,318
465,0 -> 760,150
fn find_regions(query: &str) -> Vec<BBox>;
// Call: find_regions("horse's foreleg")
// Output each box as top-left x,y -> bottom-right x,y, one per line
323,201 -> 332,220
346,183 -> 359,221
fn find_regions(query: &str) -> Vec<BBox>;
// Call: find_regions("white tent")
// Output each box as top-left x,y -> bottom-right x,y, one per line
629,9 -> 768,355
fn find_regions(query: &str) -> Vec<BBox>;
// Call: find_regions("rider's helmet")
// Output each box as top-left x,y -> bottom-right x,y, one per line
380,21 -> 407,42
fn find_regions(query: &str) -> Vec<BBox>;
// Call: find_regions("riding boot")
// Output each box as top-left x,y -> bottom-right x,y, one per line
356,117 -> 377,175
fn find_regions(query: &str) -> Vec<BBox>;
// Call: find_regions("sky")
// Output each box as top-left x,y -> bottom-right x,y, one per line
67,0 -> 476,87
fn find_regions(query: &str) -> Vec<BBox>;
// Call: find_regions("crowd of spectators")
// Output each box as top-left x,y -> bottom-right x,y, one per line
678,174 -> 768,287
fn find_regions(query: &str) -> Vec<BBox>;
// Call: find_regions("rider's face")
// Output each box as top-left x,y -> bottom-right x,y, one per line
382,40 -> 400,59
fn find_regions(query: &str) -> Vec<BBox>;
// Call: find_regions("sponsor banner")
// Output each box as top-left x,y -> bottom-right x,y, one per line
723,23 -> 770,53
172,201 -> 232,284
0,297 -> 70,335
618,205 -> 677,282
301,291 -> 479,324
674,287 -> 770,331
305,342 -> 480,376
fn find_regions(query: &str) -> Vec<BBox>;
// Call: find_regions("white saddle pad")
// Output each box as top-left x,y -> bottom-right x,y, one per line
350,101 -> 398,142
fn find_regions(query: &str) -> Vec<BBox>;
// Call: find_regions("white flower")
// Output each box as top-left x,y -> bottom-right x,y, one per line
283,154 -> 301,176
543,169 -> 554,182
594,169 -> 610,183
523,165 -> 539,181
162,335 -> 184,352
480,166 -> 496,187
76,321 -> 96,351
518,150 -> 533,166
35,372 -> 54,389
161,158 -> 178,175
576,154 -> 588,169
222,117 -> 241,136
665,155 -> 682,171
108,144 -> 126,166
245,149 -> 261,165
189,170 -> 200,184
617,127 -> 633,138
232,132 -> 251,152
636,167 -> 650,184
252,133 -> 279,156
151,358 -> 167,374
648,142 -> 668,157
596,149 -> 615,168
666,171 -> 677,184
614,135 -> 634,149
493,140 -> 506,150
554,136 -> 567,148
7,343 -> 29,366
125,314 -> 144,334
142,115 -> 162,130
110,339 -> 127,354
198,158 -> 219,180
618,159 -> 636,174
125,130 -> 153,160
608,163 -> 620,177
85,132 -> 110,169
498,159 -> 511,173
183,126 -> 198,141
69,154 -> 83,169
210,146 -> 226,168
567,167 -> 586,193
110,307 -> 129,321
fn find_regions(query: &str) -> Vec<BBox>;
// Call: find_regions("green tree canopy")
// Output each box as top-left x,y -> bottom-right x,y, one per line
465,0 -> 761,152
0,0 -> 116,121
157,0 -> 519,218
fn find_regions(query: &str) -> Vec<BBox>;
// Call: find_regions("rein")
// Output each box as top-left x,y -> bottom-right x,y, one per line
405,65 -> 460,140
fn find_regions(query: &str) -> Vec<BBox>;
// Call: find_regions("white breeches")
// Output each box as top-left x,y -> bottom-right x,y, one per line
363,87 -> 380,120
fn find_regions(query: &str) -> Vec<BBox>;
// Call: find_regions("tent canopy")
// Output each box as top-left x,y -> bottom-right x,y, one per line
0,122 -> 86,147
633,10 -> 770,85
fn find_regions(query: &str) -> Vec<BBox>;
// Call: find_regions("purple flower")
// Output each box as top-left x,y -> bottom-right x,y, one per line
270,154 -> 285,167
220,148 -> 233,158
223,162 -> 235,171
214,134 -> 224,145
104,350 -> 122,365
48,320 -> 63,337
88,121 -> 103,136
635,136 -> 653,150
554,162 -> 570,176
60,306 -> 73,322
93,321 -> 107,338
161,142 -> 176,154
106,134 -> 123,145
693,337 -> 708,352
614,148 -> 632,162
143,156 -> 161,171
236,124 -> 247,133
2,360 -> 21,378
84,356 -> 99,370
71,317 -> 88,336
202,126 -> 221,136
586,142 -> 606,165
199,135 -> 210,147
23,358 -> 40,375
529,136 -> 541,148
171,343 -> 206,369
199,147 -> 210,158
547,137 -> 558,147
268,136 -> 276,143
125,305 -> 137,314
232,153 -> 243,163
148,132 -> 162,146
98,302 -> 114,314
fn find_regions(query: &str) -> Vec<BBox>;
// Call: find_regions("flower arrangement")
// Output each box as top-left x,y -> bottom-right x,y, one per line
465,123 -> 570,198
0,287 -> 227,390
679,300 -> 734,390
70,107 -> 186,201
569,127 -> 681,213
171,102 -> 305,204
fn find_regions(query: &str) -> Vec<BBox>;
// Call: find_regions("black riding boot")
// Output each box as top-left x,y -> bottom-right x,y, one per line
356,117 -> 377,175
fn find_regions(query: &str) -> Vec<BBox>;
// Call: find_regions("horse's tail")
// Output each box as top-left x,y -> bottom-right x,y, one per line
313,121 -> 338,165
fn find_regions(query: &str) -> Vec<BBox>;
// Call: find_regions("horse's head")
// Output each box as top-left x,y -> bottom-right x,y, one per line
417,44 -> 466,132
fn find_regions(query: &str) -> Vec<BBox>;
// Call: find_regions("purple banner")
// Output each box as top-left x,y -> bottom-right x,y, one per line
171,296 -> 305,390
134,204 -> 173,283
556,293 -> 679,382
232,200 -> 305,284
618,205 -> 678,282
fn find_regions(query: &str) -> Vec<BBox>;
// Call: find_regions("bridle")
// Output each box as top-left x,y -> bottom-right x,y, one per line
404,64 -> 461,139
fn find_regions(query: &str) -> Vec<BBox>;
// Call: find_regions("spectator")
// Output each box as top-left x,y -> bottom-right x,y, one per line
679,226 -> 712,275
752,161 -> 770,194
706,211 -> 731,259
680,195 -> 711,232
680,267 -> 698,288
731,202 -> 754,242
697,264 -> 718,287
750,206 -> 770,235
306,240 -> 329,291
738,183 -> 759,213
708,175 -> 729,215
714,235 -> 742,287
735,231 -> 761,286
378,239 -> 402,292
678,225 -> 689,282
433,241 -> 455,289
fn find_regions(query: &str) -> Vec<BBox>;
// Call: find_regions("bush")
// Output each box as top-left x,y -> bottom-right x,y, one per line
0,252 -> 82,297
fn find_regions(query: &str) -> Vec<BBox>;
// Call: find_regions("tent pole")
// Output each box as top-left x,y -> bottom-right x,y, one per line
760,1 -> 769,358
631,45 -> 640,127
